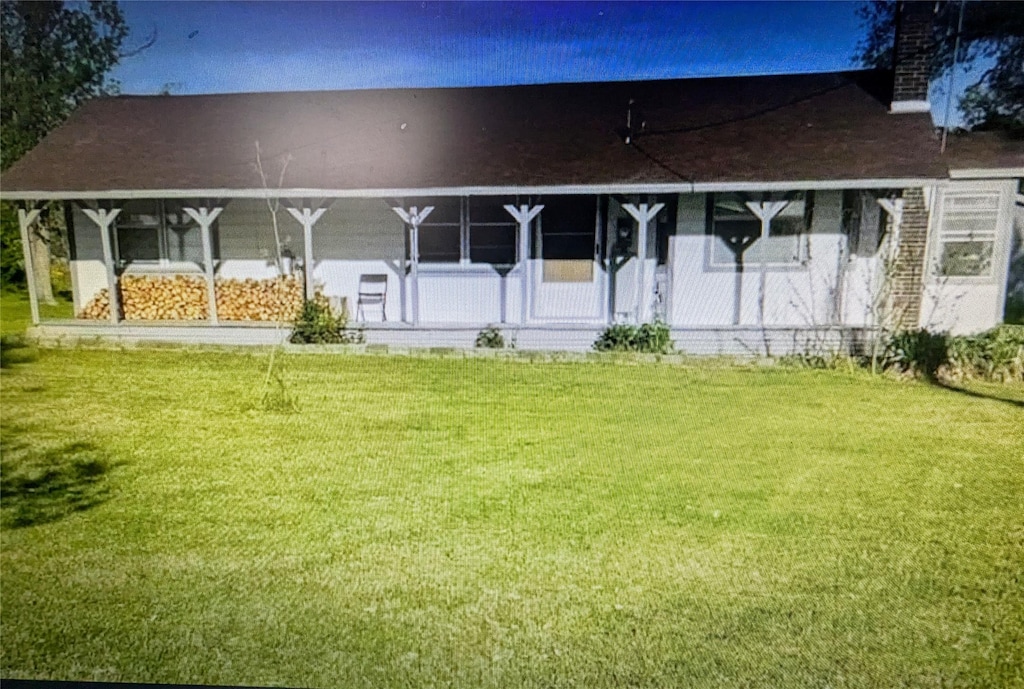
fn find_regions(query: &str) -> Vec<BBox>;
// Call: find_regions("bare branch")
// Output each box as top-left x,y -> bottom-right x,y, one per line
119,26 -> 157,59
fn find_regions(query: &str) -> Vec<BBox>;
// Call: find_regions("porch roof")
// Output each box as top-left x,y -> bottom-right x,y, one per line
0,69 -> 972,198
942,131 -> 1024,179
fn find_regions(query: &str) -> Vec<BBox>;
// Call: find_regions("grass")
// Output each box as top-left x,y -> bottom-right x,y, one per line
1,289 -> 73,335
1,291 -> 1023,686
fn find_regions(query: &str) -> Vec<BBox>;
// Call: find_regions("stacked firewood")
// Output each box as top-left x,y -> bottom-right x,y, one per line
122,275 -> 209,320
216,276 -> 304,321
78,289 -> 111,320
77,275 -> 305,322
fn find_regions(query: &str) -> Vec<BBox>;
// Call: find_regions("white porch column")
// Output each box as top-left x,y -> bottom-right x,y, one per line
744,200 -> 790,327
182,206 -> 224,324
504,204 -> 543,324
285,205 -> 329,300
744,200 -> 790,236
16,205 -> 44,326
80,206 -> 122,325
622,202 -> 664,323
393,205 -> 433,325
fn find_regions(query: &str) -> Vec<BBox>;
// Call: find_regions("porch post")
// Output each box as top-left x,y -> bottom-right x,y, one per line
876,197 -> 905,260
183,206 -> 224,324
504,204 -> 543,324
392,205 -> 433,326
744,200 -> 789,327
285,204 -> 329,301
80,206 -> 123,325
16,204 -> 44,326
622,202 -> 664,323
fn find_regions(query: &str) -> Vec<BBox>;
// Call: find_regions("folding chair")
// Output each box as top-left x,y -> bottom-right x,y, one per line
356,274 -> 388,321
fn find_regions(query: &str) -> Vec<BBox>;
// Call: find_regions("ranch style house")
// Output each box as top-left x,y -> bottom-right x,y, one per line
3,2 -> 1022,352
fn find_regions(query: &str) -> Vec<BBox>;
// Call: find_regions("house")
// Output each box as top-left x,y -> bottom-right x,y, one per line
3,2 -> 1022,352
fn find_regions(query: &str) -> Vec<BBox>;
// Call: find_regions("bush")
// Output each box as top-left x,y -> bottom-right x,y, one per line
289,298 -> 364,345
593,320 -> 673,354
475,326 -> 505,349
946,325 -> 1024,383
882,329 -> 949,380
0,202 -> 25,289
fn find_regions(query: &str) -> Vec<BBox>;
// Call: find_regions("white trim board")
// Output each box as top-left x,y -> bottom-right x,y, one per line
889,100 -> 932,114
948,168 -> 1024,180
2,178 -> 948,201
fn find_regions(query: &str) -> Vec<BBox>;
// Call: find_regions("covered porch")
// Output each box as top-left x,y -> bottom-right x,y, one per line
14,184 -> 925,347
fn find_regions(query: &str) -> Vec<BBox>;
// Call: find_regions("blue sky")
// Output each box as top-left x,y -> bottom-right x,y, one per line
112,1 -> 866,92
110,1 -> 963,123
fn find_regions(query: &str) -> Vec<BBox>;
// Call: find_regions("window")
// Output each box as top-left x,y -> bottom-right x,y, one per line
405,196 -> 520,265
410,197 -> 461,263
654,194 -> 678,266
708,191 -> 813,266
937,192 -> 1000,277
469,196 -> 517,265
538,196 -> 596,260
537,195 -> 597,282
115,200 -> 206,267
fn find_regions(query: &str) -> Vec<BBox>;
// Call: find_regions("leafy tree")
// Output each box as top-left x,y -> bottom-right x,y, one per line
0,1 -> 151,296
856,1 -> 1024,135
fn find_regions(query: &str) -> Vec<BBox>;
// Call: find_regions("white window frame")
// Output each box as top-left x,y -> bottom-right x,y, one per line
707,191 -> 814,268
931,187 -> 1004,281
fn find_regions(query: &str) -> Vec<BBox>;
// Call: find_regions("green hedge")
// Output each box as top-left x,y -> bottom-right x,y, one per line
945,325 -> 1024,383
882,325 -> 1024,383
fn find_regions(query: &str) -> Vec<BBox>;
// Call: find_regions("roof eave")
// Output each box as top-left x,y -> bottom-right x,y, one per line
0,177 -> 950,201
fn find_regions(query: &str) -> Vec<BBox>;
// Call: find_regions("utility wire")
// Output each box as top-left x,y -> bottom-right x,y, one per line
940,0 -> 967,154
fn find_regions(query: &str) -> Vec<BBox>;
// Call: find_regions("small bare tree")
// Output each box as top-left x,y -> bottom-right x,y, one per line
252,141 -> 297,412
254,142 -> 292,277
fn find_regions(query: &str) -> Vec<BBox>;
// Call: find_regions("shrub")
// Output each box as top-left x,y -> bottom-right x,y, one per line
882,329 -> 949,380
593,324 -> 637,352
593,320 -> 672,354
475,326 -> 505,349
945,325 -> 1024,383
289,298 -> 364,345
0,202 -> 25,288
50,259 -> 72,300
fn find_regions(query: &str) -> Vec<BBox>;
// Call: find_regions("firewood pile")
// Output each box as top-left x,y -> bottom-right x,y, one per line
77,275 -> 305,322
123,275 -> 209,320
78,289 -> 111,320
216,276 -> 304,321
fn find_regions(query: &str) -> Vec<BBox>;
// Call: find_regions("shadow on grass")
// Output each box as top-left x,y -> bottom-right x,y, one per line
931,381 -> 1024,409
0,334 -> 38,368
0,438 -> 120,529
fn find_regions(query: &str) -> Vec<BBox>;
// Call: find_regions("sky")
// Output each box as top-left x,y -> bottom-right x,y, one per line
109,1 -> 964,123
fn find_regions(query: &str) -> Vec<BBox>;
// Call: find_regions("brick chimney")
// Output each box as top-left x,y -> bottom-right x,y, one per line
890,1 -> 934,114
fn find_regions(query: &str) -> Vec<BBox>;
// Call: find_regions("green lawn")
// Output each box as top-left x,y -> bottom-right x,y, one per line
1,309 -> 1023,687
1,289 -> 73,335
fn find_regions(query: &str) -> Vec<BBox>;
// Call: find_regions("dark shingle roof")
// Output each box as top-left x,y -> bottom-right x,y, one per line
940,131 -> 1024,172
0,70 -> 968,195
